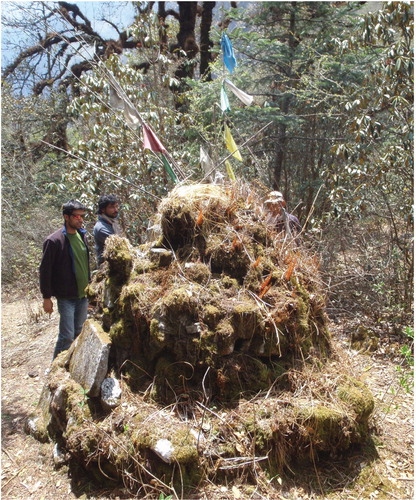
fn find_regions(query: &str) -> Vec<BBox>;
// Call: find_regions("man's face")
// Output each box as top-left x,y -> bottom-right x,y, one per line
65,210 -> 86,230
266,202 -> 282,216
104,202 -> 119,219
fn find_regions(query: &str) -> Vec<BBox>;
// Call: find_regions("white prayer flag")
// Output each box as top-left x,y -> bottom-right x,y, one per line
109,86 -> 124,110
224,79 -> 254,106
200,146 -> 215,178
124,102 -> 141,128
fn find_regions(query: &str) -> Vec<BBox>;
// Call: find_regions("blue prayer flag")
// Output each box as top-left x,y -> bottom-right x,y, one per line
221,33 -> 237,74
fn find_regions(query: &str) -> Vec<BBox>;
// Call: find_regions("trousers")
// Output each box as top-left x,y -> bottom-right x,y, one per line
53,297 -> 88,359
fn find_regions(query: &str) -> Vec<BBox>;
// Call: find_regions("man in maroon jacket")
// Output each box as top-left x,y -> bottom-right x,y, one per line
264,191 -> 301,236
39,200 -> 90,359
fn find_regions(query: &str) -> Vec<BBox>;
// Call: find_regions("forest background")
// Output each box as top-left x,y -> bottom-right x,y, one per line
1,0 -> 413,376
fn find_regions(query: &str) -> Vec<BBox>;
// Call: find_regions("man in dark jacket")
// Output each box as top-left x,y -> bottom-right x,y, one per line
39,200 -> 90,359
93,194 -> 121,266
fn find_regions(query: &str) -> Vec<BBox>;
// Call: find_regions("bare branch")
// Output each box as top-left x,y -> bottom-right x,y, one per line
57,1 -> 103,41
3,34 -> 64,79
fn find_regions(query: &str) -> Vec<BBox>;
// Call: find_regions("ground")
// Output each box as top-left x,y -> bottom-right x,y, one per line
1,294 -> 414,499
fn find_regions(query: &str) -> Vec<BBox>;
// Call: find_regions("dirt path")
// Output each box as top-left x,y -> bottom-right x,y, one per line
1,297 -> 78,499
1,296 -> 414,499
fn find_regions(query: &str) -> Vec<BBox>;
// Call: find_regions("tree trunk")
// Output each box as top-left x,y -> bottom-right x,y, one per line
273,97 -> 289,189
272,2 -> 297,190
175,1 -> 198,80
200,2 -> 215,80
157,2 -> 169,54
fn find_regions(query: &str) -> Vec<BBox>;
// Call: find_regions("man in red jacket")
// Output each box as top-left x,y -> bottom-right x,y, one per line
39,200 -> 90,359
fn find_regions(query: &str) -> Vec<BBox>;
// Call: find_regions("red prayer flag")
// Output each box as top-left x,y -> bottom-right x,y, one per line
142,123 -> 166,153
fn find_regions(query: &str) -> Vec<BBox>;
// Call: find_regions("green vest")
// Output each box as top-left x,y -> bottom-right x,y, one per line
67,231 -> 89,298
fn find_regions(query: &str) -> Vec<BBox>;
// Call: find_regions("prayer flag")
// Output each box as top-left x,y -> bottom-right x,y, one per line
214,171 -> 225,185
142,123 -> 167,153
224,79 -> 253,106
200,146 -> 215,178
221,33 -> 237,74
109,86 -> 124,110
224,124 -> 242,161
220,86 -> 231,112
225,160 -> 236,181
110,85 -> 142,128
124,103 -> 141,127
161,154 -> 178,183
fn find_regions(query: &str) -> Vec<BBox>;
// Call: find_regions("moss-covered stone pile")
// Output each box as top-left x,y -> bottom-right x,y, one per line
89,183 -> 331,403
29,183 -> 375,497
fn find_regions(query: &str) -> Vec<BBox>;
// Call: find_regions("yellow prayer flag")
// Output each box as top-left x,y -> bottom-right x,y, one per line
225,160 -> 236,181
224,124 -> 242,161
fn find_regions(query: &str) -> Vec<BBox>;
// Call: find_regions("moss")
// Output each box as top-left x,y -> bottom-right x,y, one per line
26,385 -> 53,442
63,379 -> 93,427
297,296 -> 310,337
197,330 -> 218,362
30,183 -> 380,494
258,324 -> 288,357
171,428 -> 199,464
217,441 -> 238,457
184,262 -> 211,284
152,356 -> 195,403
202,304 -> 223,329
217,355 -> 271,399
221,274 -> 239,289
215,318 -> 235,355
153,456 -> 201,494
109,320 -> 130,348
160,203 -> 196,249
231,301 -> 263,339
103,236 -> 133,283
120,281 -> 151,317
337,377 -> 375,421
206,242 -> 251,280
85,282 -> 103,305
162,287 -> 199,318
353,464 -> 396,498
290,278 -> 311,345
122,361 -> 152,391
296,404 -> 352,451
250,222 -> 268,245
150,318 -> 165,343
269,360 -> 289,381
289,276 -> 331,358
66,426 -> 99,456
130,407 -> 202,491
131,258 -> 155,275
149,248 -> 173,267
243,266 -> 262,292
245,417 -> 273,451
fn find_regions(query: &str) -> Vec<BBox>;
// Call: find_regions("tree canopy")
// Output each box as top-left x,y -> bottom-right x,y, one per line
1,1 -> 413,326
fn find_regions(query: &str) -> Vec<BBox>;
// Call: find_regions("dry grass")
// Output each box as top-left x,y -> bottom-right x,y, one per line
1,296 -> 413,499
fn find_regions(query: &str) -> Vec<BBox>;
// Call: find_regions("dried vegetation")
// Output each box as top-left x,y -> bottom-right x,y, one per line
30,182 -> 376,497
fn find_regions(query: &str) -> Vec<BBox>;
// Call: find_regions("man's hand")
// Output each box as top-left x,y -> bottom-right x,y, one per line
43,298 -> 53,314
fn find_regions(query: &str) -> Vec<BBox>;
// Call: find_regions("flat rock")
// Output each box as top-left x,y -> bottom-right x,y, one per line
69,319 -> 111,397
149,248 -> 173,267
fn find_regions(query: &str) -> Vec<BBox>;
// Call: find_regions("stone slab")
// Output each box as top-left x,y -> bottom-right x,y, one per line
69,319 -> 111,397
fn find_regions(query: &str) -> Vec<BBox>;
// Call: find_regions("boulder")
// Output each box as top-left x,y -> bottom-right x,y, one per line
69,319 -> 111,397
